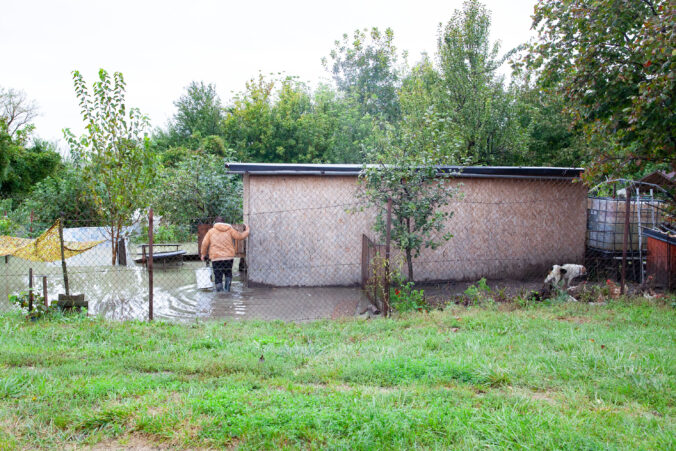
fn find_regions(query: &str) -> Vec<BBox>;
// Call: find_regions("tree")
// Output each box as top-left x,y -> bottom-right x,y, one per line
19,164 -> 101,227
324,27 -> 404,122
63,69 -> 157,265
151,154 -> 242,225
0,87 -> 38,139
358,127 -> 461,282
529,0 -> 675,180
165,81 -> 225,149
433,0 -> 526,165
0,138 -> 62,198
0,119 -> 61,199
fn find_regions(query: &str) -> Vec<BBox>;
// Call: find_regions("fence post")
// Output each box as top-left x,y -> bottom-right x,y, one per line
621,187 -> 631,294
28,268 -> 33,312
384,198 -> 392,317
30,210 -> 34,235
58,217 -> 70,296
43,276 -> 48,307
148,208 -> 154,321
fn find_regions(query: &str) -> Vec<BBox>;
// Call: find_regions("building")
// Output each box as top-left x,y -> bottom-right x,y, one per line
227,163 -> 586,287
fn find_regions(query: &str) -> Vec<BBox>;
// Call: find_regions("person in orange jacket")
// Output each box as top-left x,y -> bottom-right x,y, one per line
200,217 -> 250,292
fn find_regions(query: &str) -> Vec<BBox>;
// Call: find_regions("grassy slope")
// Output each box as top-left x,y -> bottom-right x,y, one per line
0,299 -> 674,450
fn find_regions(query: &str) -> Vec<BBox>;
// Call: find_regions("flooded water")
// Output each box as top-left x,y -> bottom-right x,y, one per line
0,256 -> 368,322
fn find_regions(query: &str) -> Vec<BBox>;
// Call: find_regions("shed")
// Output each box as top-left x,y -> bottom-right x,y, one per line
227,163 -> 586,287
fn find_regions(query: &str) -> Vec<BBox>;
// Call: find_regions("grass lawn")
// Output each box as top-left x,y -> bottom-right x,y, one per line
0,297 -> 674,449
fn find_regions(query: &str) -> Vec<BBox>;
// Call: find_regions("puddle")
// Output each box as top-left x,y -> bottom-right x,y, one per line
0,258 -> 368,322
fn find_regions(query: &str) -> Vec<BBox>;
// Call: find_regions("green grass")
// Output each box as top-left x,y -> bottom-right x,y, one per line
0,297 -> 674,449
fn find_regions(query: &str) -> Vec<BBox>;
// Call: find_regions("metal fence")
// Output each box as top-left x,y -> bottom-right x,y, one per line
0,177 -> 672,320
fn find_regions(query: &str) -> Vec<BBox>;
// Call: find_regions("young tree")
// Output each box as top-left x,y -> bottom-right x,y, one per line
529,0 -> 675,179
358,126 -> 461,282
64,69 -> 157,264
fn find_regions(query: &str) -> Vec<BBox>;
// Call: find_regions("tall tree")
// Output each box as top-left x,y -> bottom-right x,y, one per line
433,0 -> 526,164
157,81 -> 225,150
64,69 -> 157,265
529,0 -> 675,180
324,27 -> 404,122
0,87 -> 38,139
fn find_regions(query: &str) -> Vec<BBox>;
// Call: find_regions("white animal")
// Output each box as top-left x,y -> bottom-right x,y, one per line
544,264 -> 587,290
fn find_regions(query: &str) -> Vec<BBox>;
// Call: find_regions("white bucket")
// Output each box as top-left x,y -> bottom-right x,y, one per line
195,266 -> 213,290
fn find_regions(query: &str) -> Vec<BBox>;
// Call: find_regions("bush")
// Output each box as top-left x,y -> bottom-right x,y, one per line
390,282 -> 429,312
8,291 -> 54,320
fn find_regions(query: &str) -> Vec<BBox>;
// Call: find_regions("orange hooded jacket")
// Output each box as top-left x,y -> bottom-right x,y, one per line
201,223 -> 250,261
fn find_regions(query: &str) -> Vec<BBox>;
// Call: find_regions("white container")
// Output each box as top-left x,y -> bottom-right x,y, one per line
195,266 -> 213,290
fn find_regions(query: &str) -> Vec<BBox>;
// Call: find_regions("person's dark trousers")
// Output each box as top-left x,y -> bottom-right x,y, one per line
212,260 -> 234,291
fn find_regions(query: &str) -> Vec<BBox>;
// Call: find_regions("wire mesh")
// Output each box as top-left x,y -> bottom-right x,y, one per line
0,175 -> 671,319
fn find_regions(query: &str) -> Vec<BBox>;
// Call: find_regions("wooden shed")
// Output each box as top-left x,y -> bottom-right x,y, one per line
226,163 -> 587,287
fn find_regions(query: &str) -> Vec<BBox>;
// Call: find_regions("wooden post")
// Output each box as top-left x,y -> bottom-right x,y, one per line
58,218 -> 70,296
28,268 -> 33,312
148,208 -> 154,321
42,276 -> 48,307
621,187 -> 631,295
384,198 -> 392,317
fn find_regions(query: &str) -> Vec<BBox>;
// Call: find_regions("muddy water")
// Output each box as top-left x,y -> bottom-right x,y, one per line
0,257 -> 368,322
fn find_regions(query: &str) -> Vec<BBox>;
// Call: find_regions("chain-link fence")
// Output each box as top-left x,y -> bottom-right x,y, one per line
1,174 -> 672,320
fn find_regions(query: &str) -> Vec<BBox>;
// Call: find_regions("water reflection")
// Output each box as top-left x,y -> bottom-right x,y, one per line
0,258 -> 367,322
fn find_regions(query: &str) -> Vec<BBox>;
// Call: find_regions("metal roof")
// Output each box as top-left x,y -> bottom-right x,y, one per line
225,163 -> 584,179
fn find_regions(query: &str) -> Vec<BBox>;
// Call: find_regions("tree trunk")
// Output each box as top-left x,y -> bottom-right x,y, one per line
405,216 -> 414,282
406,248 -> 414,283
111,226 -> 118,266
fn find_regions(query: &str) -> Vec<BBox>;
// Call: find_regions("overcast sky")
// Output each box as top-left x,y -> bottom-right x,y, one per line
0,0 -> 537,147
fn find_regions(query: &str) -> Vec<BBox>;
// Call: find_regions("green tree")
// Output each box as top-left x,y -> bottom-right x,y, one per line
19,163 -> 101,227
358,127 -> 461,282
529,0 -> 675,180
151,154 -> 242,225
63,69 -> 157,265
157,81 -> 225,150
433,0 -> 526,165
324,27 -> 404,122
0,119 -> 61,199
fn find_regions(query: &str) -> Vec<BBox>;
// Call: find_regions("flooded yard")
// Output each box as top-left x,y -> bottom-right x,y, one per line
0,246 -> 369,322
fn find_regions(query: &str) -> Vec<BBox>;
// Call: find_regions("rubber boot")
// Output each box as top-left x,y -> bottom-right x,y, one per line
224,277 -> 232,292
215,283 -> 223,292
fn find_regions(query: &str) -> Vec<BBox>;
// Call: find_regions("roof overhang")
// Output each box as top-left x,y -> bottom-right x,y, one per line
226,163 -> 584,180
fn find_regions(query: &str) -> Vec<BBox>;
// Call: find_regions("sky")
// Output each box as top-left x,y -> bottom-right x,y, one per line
0,0 -> 537,148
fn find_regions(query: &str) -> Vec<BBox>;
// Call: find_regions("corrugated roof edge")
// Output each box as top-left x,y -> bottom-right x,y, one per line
225,163 -> 584,179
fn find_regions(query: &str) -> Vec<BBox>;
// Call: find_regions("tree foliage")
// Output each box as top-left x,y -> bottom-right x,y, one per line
324,27 -> 404,123
157,81 -> 225,150
64,69 -> 157,264
151,154 -> 242,225
528,0 -> 675,179
431,0 -> 526,165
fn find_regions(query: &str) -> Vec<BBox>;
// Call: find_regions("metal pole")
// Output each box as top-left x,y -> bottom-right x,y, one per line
384,198 -> 392,317
28,268 -> 33,312
148,208 -> 154,321
58,218 -> 70,296
636,187 -> 643,284
30,210 -> 33,235
621,187 -> 631,295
